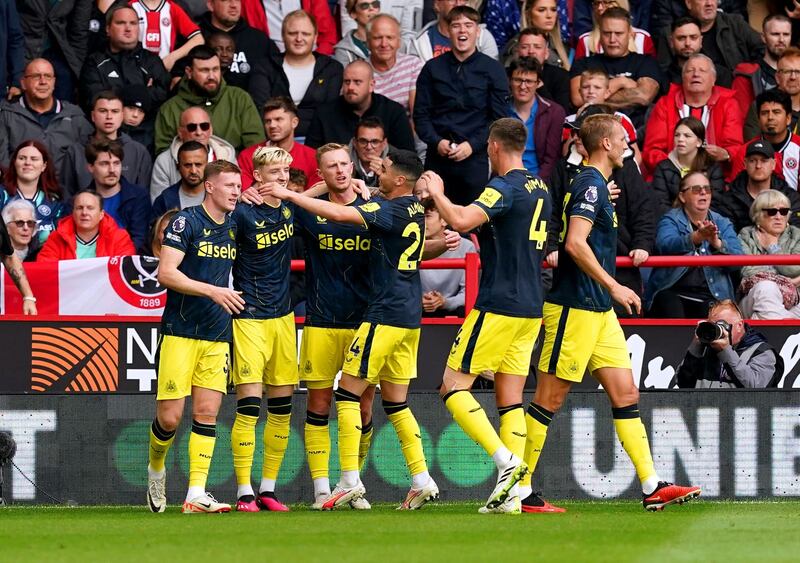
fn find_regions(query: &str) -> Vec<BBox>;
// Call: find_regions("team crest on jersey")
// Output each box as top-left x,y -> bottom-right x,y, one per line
787,158 -> 798,169
37,204 -> 51,217
162,17 -> 171,26
171,216 -> 186,233
477,187 -> 502,207
229,229 -> 235,240
585,186 -> 599,203
282,206 -> 291,219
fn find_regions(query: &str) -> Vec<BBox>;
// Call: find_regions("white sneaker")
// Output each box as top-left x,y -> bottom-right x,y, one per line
320,482 -> 366,510
397,478 -> 439,510
182,492 -> 231,514
485,455 -> 527,510
147,472 -> 166,513
311,493 -> 330,511
349,496 -> 372,510
479,495 -> 521,514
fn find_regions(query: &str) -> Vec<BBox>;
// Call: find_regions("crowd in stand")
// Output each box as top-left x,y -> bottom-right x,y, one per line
3,0 -> 800,320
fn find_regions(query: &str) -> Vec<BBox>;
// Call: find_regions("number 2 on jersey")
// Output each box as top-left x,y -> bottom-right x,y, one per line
399,222 -> 423,271
528,197 -> 547,249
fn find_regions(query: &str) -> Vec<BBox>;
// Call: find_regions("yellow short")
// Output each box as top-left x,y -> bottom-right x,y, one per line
537,302 -> 631,383
232,315 -> 298,387
156,335 -> 229,400
342,322 -> 420,385
299,326 -> 356,389
447,309 -> 540,377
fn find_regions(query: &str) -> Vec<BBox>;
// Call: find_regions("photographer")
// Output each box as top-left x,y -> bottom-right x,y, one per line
676,300 -> 783,388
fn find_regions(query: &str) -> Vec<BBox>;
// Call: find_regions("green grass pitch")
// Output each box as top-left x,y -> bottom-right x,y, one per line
2,501 -> 798,562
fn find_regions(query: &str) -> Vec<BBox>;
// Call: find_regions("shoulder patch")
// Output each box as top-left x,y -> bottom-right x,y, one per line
585,186 -> 599,203
477,187 -> 502,208
171,216 -> 186,233
359,202 -> 381,213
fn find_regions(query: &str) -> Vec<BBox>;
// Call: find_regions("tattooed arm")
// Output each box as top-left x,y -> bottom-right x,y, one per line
1,254 -> 37,315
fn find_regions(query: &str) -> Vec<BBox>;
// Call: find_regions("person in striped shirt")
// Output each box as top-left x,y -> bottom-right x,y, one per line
128,0 -> 205,72
367,14 -> 423,117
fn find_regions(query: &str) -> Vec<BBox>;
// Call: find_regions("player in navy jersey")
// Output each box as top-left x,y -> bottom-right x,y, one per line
421,118 -> 552,514
147,160 -> 244,514
294,143 -> 377,510
529,114 -> 701,512
264,149 -> 441,510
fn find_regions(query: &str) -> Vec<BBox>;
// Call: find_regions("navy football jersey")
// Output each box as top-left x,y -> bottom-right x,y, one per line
547,165 -> 617,312
295,194 -> 371,328
160,205 -> 238,342
471,169 -> 551,317
231,200 -> 294,319
355,195 -> 425,328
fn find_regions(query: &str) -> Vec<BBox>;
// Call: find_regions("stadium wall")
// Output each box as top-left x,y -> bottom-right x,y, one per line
1,392 -> 798,504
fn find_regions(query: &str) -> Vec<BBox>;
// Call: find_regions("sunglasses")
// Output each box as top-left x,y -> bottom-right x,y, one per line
764,207 -> 790,216
356,1 -> 380,10
680,184 -> 711,194
185,122 -> 211,133
356,137 -> 385,147
10,220 -> 37,229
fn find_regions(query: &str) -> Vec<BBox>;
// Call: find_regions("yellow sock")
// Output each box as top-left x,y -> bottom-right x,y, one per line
148,419 -> 175,472
231,397 -> 260,486
444,390 -> 504,456
520,402 -> 553,489
335,389 -> 362,473
384,402 -> 427,476
188,420 -> 216,489
498,404 -> 526,458
612,404 -> 657,484
358,421 -> 373,471
262,396 -> 292,481
305,411 -> 330,480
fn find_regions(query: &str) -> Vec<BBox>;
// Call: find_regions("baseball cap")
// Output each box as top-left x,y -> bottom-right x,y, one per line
745,139 -> 775,159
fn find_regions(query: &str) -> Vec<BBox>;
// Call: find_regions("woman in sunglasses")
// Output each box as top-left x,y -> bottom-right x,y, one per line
645,171 -> 742,318
334,0 -> 381,66
1,199 -> 41,262
738,190 -> 800,319
0,140 -> 65,244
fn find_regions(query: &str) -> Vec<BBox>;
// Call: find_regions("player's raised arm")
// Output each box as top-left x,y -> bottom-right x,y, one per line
158,245 -> 245,314
421,171 -> 488,233
266,182 -> 365,225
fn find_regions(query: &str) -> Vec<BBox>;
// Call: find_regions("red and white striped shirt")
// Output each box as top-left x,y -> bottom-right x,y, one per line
574,27 -> 656,61
129,0 -> 200,59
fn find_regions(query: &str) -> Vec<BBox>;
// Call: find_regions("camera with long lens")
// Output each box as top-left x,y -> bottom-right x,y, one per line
695,320 -> 732,344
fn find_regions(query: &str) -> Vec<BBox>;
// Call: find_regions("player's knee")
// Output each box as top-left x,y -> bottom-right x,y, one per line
619,385 -> 639,407
157,411 -> 181,432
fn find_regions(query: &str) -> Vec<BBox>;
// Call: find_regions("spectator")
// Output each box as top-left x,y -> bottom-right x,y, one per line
421,200 -> 476,317
129,0 -> 205,71
239,0 -> 337,55
660,16 -> 733,88
339,0 -> 423,40
237,97 -> 321,189
306,60 -> 415,150
405,0 -> 499,61
334,0 -> 381,66
743,47 -> 800,140
247,11 -> 343,139
37,189 -> 136,261
79,5 -> 171,120
288,168 -> 307,192
564,68 -> 641,164
651,116 -> 726,216
675,299 -> 782,388
738,190 -> 800,319
152,141 -> 207,219
85,139 -> 151,253
87,0 -> 114,56
649,0 -> 748,36
643,54 -> 743,180
150,208 -> 179,259
510,27 -> 570,112
574,0 -> 652,37
207,30 -> 237,78
0,199 -> 37,313
120,85 -> 155,155
502,0 -> 569,70
196,0 -> 280,93
154,45 -> 264,153
1,0 -> 25,100
569,7 -> 665,128
733,90 -> 800,190
348,116 -> 390,188
368,14 -> 424,116
413,6 -> 508,205
63,91 -> 152,199
16,0 -> 91,102
645,171 -> 742,318
715,140 -> 800,233
506,57 -> 564,183
0,59 -> 92,184
2,199 -> 42,262
574,0 -> 655,61
731,14 -> 790,118
151,106 -> 237,201
0,140 -> 65,244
